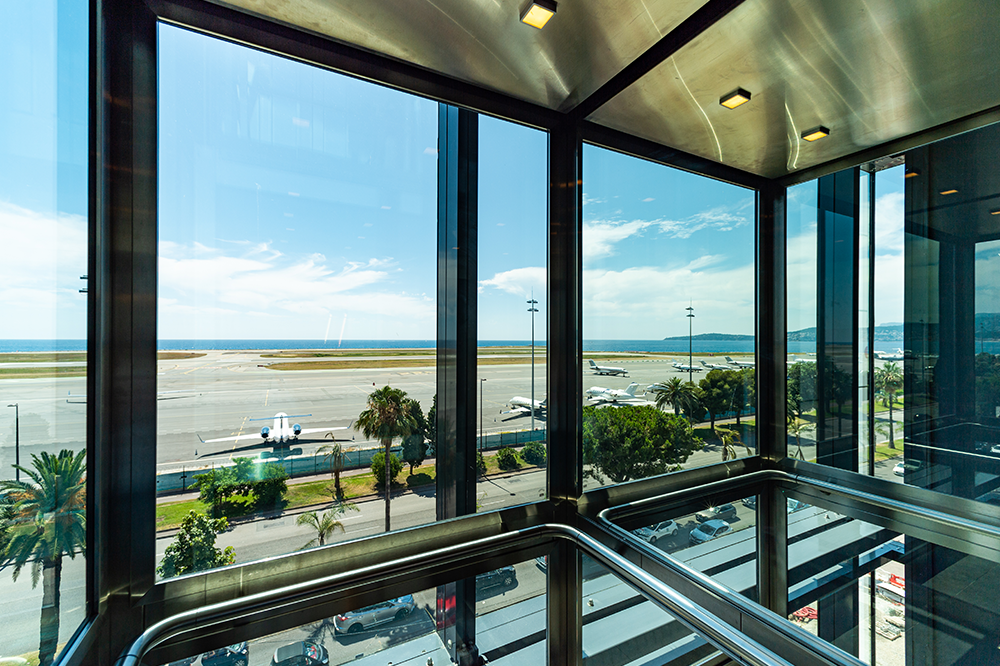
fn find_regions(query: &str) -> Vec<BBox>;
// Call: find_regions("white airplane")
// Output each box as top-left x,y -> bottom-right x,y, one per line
672,361 -> 703,372
589,359 -> 628,376
585,382 -> 645,403
502,397 -> 546,416
198,412 -> 351,445
875,349 -> 905,361
701,360 -> 732,371
724,356 -> 756,368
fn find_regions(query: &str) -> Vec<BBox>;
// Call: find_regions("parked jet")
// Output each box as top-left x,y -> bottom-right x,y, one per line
701,360 -> 732,371
585,383 -> 646,403
502,396 -> 546,417
875,349 -> 905,361
588,359 -> 629,376
724,356 -> 756,368
198,412 -> 350,446
672,361 -> 703,372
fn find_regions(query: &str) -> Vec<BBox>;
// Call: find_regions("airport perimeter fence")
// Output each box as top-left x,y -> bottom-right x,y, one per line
155,428 -> 547,494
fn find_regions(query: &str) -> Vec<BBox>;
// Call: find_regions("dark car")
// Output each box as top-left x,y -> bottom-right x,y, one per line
695,503 -> 737,523
477,565 -> 517,591
270,641 -> 329,666
202,643 -> 249,666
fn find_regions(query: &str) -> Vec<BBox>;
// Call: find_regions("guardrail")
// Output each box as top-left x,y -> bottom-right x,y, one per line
116,523 -> 791,666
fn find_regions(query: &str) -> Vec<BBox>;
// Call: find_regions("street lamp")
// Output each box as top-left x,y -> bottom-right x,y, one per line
527,296 -> 539,435
480,378 -> 487,453
7,403 -> 19,482
686,306 -> 695,383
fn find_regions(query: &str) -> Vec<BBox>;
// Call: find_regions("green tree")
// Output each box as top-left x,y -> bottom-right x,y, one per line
496,446 -> 521,470
787,420 -> 814,461
787,362 -> 817,421
651,377 -> 701,417
317,436 -> 346,499
0,450 -> 86,666
157,510 -> 235,579
370,451 -> 403,485
401,398 -> 429,474
699,369 -> 738,432
874,362 -> 904,449
296,503 -> 359,549
522,440 -> 547,467
426,393 -> 438,456
356,385 -> 417,532
582,405 -> 700,484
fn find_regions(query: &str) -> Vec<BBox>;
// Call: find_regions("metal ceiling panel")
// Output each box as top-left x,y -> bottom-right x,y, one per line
587,0 -> 1000,179
210,0 -> 710,111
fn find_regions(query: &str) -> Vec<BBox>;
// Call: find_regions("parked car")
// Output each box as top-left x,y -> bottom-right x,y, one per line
270,640 -> 329,666
633,520 -> 679,544
689,519 -> 731,545
202,643 -> 249,666
695,504 -> 737,523
477,566 -> 517,591
741,496 -> 757,510
333,595 -> 416,634
892,460 -> 923,476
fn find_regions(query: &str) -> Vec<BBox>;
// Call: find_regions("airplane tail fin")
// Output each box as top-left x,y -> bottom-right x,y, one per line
625,383 -> 639,396
589,359 -> 597,368
724,356 -> 735,363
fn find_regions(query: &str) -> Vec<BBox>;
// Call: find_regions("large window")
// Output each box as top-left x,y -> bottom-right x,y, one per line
0,1 -> 89,662
156,25 -> 438,576
582,145 -> 757,491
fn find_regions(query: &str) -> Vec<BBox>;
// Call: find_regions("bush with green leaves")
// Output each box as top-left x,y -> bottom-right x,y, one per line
522,440 -> 547,467
193,457 -> 289,516
476,451 -> 487,475
370,451 -> 403,486
496,446 -> 521,470
157,510 -> 235,578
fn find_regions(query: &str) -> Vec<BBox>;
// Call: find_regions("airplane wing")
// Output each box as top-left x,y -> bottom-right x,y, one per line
295,426 -> 350,436
198,433 -> 261,444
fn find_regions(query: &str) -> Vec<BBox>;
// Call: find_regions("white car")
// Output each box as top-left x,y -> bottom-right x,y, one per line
633,520 -> 679,544
893,460 -> 923,476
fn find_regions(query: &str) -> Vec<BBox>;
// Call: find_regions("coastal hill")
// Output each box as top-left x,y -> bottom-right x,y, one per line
662,333 -> 754,341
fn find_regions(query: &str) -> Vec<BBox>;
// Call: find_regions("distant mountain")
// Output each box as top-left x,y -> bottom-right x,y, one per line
787,325 -> 904,342
661,333 -> 755,341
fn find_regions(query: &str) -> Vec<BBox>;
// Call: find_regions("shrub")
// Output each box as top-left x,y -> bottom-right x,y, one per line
496,446 -> 521,471
217,493 -> 256,518
371,451 -> 403,486
522,441 -> 547,467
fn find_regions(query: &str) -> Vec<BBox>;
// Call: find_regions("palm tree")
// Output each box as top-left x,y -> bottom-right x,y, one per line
652,377 -> 701,416
787,420 -> 814,461
356,386 -> 417,532
317,436 -> 346,499
874,362 -> 904,449
0,450 -> 86,666
296,503 -> 358,549
720,429 -> 752,462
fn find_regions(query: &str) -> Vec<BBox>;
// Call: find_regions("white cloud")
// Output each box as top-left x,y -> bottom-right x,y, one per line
656,203 -> 751,239
874,191 -> 904,255
479,267 -> 546,297
583,220 -> 653,260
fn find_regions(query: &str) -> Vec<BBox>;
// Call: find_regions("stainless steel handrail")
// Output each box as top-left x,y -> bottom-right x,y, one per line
598,492 -> 867,666
117,523 -> 792,666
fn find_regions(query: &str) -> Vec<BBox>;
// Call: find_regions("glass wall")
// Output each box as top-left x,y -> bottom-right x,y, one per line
0,1 -> 89,663
156,24 -> 438,576
476,116 -> 548,511
582,145 -> 757,491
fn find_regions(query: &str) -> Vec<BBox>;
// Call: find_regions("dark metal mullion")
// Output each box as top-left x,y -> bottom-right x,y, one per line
547,121 -> 583,665
867,171 -> 877,478
435,104 -> 480,664
757,181 -> 789,616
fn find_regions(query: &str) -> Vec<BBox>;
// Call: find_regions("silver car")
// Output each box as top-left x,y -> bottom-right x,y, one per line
633,520 -> 678,544
689,519 -> 730,545
333,595 -> 416,634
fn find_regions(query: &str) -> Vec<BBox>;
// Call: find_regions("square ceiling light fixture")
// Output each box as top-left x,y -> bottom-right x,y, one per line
521,0 -> 557,29
801,126 -> 830,142
720,88 -> 752,109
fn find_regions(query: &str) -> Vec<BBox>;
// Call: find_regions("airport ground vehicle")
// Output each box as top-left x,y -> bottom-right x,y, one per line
695,504 -> 737,523
333,595 -> 416,634
633,520 -> 679,544
269,640 -> 329,666
689,519 -> 731,545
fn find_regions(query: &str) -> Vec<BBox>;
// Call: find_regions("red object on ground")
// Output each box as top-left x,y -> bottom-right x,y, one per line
889,574 -> 906,589
792,607 -> 818,620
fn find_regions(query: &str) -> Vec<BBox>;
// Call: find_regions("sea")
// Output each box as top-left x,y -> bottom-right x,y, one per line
0,339 -> 827,354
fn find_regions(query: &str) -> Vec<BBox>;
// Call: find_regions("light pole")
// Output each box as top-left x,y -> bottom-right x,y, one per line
480,378 -> 486,452
528,295 -> 539,435
7,403 -> 19,482
686,306 -> 695,383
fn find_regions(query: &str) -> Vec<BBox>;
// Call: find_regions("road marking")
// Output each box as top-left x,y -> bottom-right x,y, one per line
264,389 -> 270,407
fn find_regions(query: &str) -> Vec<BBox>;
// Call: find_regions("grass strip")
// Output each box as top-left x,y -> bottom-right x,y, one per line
267,356 -> 547,371
158,352 -> 207,360
0,352 -> 87,363
0,366 -> 86,379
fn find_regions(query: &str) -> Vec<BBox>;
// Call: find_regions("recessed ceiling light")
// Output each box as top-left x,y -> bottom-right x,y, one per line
940,189 -> 958,195
990,208 -> 1000,215
720,88 -> 752,109
801,126 -> 830,142
904,169 -> 920,178
520,0 -> 556,29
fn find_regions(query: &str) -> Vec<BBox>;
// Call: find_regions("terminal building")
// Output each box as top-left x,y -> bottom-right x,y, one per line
1,1 -> 999,665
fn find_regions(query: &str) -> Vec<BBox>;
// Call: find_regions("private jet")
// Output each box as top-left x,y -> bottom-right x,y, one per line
585,383 -> 646,404
724,356 -> 756,368
589,359 -> 629,376
672,362 -> 703,373
198,412 -> 350,446
502,396 -> 546,417
701,360 -> 733,371
875,349 -> 905,361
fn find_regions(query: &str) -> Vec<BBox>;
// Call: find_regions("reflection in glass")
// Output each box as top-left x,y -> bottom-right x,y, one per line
156,24 -> 438,577
476,116 -> 548,512
0,0 -> 89,662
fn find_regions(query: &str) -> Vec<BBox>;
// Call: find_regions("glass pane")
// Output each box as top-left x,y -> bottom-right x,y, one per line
0,1 -> 89,662
582,145 -> 757,491
156,24 -> 438,577
476,116 -> 548,511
